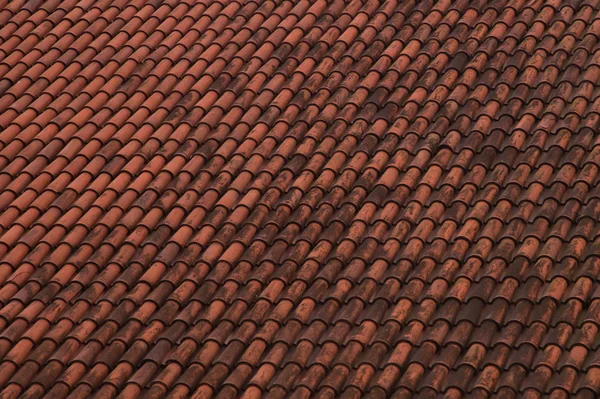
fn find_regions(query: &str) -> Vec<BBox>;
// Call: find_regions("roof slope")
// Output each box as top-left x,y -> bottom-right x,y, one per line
1,0 -> 600,397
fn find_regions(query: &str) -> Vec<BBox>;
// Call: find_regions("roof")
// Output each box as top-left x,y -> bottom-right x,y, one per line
1,0 -> 600,397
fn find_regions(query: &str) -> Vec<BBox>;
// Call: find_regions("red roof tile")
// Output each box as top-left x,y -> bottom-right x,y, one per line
2,0 -> 600,397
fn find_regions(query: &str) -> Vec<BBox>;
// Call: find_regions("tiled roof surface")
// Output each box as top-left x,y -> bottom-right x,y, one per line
3,0 -> 600,397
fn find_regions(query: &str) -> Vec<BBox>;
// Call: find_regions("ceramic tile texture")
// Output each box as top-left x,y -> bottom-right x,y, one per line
3,0 -> 600,397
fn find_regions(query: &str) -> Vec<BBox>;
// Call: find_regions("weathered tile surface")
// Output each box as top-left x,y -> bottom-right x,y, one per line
1,0 -> 600,397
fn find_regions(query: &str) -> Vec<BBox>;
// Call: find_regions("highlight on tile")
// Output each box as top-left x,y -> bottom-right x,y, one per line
1,0 -> 600,397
